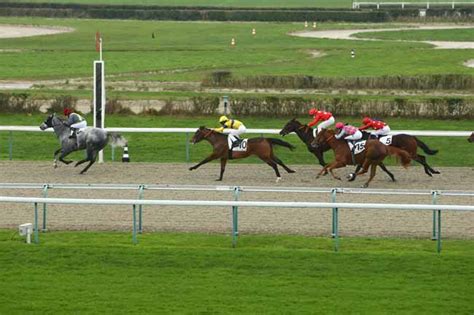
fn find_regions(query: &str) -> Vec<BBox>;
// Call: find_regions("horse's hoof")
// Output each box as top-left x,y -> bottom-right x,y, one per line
276,177 -> 281,183
335,177 -> 342,181
215,178 -> 222,181
288,170 -> 296,174
361,183 -> 369,188
188,167 -> 194,171
347,173 -> 356,181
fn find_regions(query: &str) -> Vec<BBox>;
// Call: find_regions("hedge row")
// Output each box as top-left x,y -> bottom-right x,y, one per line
203,73 -> 474,91
0,3 -> 471,22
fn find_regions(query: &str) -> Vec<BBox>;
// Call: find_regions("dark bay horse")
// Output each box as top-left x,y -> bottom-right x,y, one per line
469,132 -> 474,143
313,129 -> 411,187
280,118 -> 396,181
40,114 -> 127,174
359,131 -> 439,177
189,126 -> 295,181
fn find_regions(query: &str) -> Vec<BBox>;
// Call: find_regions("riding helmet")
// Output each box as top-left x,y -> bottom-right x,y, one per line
362,117 -> 371,124
335,122 -> 344,129
308,108 -> 317,116
219,115 -> 228,123
63,108 -> 73,116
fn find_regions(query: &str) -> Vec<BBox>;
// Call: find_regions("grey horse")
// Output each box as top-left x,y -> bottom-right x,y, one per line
40,113 -> 127,174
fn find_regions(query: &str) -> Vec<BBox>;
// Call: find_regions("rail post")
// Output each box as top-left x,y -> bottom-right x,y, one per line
8,131 -> 13,160
132,204 -> 137,244
331,188 -> 337,238
437,209 -> 442,253
431,191 -> 438,240
42,184 -> 49,232
232,186 -> 241,248
331,189 -> 339,251
185,132 -> 190,162
111,146 -> 115,161
138,184 -> 145,234
34,202 -> 39,244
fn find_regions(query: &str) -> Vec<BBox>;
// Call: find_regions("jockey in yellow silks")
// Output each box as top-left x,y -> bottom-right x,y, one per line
214,115 -> 247,149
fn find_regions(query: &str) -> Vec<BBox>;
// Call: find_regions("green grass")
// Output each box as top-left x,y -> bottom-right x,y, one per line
356,28 -> 474,42
0,17 -> 472,82
0,230 -> 473,313
1,114 -> 473,166
5,0 -> 472,7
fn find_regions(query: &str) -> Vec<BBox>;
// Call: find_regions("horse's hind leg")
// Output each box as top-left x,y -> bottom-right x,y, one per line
260,158 -> 281,181
271,155 -> 295,174
79,150 -> 98,174
414,155 -> 433,177
53,148 -> 61,168
378,162 -> 396,182
418,154 -> 440,175
362,163 -> 378,188
59,150 -> 73,165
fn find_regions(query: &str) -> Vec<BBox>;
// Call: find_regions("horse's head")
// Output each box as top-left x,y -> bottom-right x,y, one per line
280,118 -> 302,136
40,113 -> 56,130
191,126 -> 213,144
468,132 -> 474,143
311,129 -> 333,148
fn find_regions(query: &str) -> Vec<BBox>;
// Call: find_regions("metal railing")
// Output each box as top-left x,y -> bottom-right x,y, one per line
0,126 -> 471,162
1,183 -> 473,252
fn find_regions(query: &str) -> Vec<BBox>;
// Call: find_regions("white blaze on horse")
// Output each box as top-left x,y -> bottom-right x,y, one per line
40,113 -> 127,174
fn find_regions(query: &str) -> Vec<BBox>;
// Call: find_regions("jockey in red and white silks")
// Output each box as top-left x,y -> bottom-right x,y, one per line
359,117 -> 390,138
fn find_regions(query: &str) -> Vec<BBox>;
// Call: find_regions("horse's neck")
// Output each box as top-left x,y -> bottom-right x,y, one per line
206,131 -> 226,146
52,117 -> 68,138
295,126 -> 313,144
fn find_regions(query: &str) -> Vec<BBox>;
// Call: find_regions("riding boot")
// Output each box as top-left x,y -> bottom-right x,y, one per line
369,134 -> 377,139
350,141 -> 356,164
69,128 -> 77,139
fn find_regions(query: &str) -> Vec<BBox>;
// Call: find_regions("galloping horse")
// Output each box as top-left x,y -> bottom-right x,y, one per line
189,126 -> 295,181
359,130 -> 439,177
40,114 -> 127,174
279,118 -> 328,167
280,118 -> 396,181
313,129 -> 411,187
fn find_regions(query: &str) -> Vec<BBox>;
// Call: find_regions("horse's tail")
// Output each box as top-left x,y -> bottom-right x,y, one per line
387,146 -> 411,168
108,133 -> 128,148
414,136 -> 438,155
268,138 -> 296,151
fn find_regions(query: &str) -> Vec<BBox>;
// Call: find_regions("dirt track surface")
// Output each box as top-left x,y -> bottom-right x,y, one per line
0,161 -> 473,238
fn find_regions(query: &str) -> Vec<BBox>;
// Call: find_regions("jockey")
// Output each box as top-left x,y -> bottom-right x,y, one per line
214,115 -> 247,149
359,117 -> 390,139
334,122 -> 362,142
307,108 -> 335,135
63,108 -> 87,139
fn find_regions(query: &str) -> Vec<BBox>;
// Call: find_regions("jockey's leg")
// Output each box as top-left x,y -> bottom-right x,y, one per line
376,126 -> 390,137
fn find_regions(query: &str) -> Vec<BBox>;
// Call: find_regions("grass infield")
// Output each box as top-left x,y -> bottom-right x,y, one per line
0,230 -> 473,313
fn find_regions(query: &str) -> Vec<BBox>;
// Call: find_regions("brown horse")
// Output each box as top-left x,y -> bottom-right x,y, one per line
280,118 -> 396,181
313,129 -> 411,187
189,126 -> 296,181
468,132 -> 474,143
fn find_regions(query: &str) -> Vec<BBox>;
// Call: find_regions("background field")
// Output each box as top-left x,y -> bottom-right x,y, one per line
0,17 -> 473,83
1,114 -> 472,166
3,0 -> 473,7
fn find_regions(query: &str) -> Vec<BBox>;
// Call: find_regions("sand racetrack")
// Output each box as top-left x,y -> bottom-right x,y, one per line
0,161 -> 473,239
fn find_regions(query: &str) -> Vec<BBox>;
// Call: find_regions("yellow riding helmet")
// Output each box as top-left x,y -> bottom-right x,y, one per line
219,115 -> 228,123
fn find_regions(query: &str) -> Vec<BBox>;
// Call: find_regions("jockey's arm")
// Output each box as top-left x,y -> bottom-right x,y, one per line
358,124 -> 369,131
214,126 -> 225,133
307,117 -> 320,128
335,129 -> 346,140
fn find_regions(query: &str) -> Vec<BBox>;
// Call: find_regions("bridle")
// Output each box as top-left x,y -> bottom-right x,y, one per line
201,129 -> 213,139
44,115 -> 63,128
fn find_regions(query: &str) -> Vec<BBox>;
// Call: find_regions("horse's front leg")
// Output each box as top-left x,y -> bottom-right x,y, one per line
59,149 -> 74,165
189,153 -> 219,171
53,148 -> 61,168
217,158 -> 228,181
327,161 -> 346,181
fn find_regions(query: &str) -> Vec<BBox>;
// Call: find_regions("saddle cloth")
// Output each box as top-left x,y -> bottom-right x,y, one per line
347,140 -> 367,155
379,135 -> 393,145
231,139 -> 249,152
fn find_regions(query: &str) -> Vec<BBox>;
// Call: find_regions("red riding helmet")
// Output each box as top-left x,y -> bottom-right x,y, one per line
308,108 -> 318,116
63,108 -> 73,116
362,117 -> 371,125
335,122 -> 344,129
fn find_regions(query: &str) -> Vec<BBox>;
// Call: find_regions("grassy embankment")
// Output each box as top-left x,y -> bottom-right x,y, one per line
0,114 -> 472,166
0,230 -> 473,313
